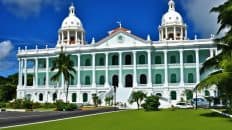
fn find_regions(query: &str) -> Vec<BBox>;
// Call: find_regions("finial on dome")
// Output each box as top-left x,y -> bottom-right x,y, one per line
69,3 -> 76,16
168,0 -> 175,11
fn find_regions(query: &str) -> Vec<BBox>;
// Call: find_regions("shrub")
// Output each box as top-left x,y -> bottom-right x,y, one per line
9,99 -> 24,109
65,103 -> 77,111
0,102 -> 6,108
142,95 -> 160,111
42,103 -> 56,108
55,100 -> 66,111
23,99 -> 33,109
32,102 -> 41,109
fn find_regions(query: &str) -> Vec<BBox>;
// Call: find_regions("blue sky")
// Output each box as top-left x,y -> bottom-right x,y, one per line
0,0 -> 225,77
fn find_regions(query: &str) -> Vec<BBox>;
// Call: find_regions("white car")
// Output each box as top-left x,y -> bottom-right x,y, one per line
174,102 -> 193,109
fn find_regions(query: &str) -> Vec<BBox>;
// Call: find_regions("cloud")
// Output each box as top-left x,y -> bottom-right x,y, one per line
1,0 -> 65,18
180,0 -> 226,37
0,40 -> 14,60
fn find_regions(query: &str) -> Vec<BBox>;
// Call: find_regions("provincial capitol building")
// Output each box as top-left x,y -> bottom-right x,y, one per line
17,0 -> 218,108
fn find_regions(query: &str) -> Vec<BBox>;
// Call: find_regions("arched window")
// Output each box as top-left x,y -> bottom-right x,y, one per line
125,74 -> 133,87
72,93 -> 77,102
187,55 -> 194,63
170,91 -> 177,100
188,73 -> 194,83
85,76 -> 91,85
39,93 -> 43,101
99,57 -> 105,66
170,55 -> 176,63
171,74 -> 177,83
125,55 -> 132,65
140,74 -> 147,84
156,93 -> 162,97
112,55 -> 118,65
85,59 -> 91,66
205,90 -> 210,97
99,75 -> 105,85
25,94 -> 31,100
155,56 -> 161,64
185,90 -> 193,100
155,74 -> 162,84
83,93 -> 88,102
139,55 -> 145,64
112,75 -> 119,87
52,93 -> 57,101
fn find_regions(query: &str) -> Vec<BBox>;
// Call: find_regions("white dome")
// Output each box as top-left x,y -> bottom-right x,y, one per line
161,0 -> 184,26
60,4 -> 83,30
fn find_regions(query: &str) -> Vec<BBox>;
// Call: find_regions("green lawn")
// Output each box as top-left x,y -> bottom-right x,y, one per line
3,109 -> 232,130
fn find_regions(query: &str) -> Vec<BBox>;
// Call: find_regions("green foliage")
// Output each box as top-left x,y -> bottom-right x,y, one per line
142,95 -> 160,111
0,102 -> 6,108
129,91 -> 146,110
42,103 -> 56,109
55,100 -> 77,111
22,99 -> 33,109
104,96 -> 113,106
92,94 -> 99,107
65,103 -> 78,111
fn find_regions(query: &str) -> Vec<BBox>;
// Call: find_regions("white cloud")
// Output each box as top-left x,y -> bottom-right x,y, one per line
180,0 -> 226,37
1,0 -> 64,18
0,40 -> 14,60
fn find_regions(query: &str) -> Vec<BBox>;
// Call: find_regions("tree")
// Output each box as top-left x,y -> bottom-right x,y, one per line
51,48 -> 76,103
92,93 -> 99,107
196,0 -> 232,112
142,95 -> 160,111
129,91 -> 146,110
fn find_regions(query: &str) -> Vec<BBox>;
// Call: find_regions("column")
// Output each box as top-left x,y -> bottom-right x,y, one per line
161,29 -> 164,41
61,32 -> 64,45
180,27 -> 183,40
77,54 -> 81,88
185,28 -> 187,40
210,48 -> 214,58
46,57 -> 49,88
67,31 -> 70,44
165,27 -> 168,40
164,50 -> 168,86
75,31 -> 78,44
195,49 -> 200,83
18,59 -> 21,86
147,50 -> 152,87
92,53 -> 96,87
58,33 -> 61,44
119,52 -> 123,87
105,52 -> 109,87
133,51 -> 137,87
179,49 -> 184,85
173,26 -> 176,40
24,58 -> 27,87
81,32 -> 84,45
35,58 -> 38,88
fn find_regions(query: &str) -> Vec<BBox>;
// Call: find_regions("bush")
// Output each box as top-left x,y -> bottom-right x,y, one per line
23,99 -> 33,109
55,100 -> 66,111
42,103 -> 56,109
0,102 -> 6,108
65,103 -> 77,111
32,102 -> 41,109
142,95 -> 160,111
8,99 -> 24,109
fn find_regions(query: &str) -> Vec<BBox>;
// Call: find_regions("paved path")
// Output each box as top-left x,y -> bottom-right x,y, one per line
0,108 -> 118,128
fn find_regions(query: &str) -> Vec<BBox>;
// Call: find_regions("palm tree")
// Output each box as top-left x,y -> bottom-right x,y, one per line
196,0 -> 232,111
129,91 -> 146,110
51,48 -> 76,103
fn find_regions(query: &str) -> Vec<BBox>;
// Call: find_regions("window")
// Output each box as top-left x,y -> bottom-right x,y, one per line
188,73 -> 194,83
155,74 -> 162,84
112,55 -> 118,65
72,93 -> 77,102
170,91 -> 177,100
125,55 -> 132,65
52,93 -> 57,101
99,57 -> 105,66
125,74 -> 133,87
83,93 -> 88,102
185,90 -> 193,100
170,56 -> 176,63
39,93 -> 43,101
171,74 -> 177,83
140,74 -> 147,84
85,76 -> 91,85
112,75 -> 119,87
187,55 -> 194,63
85,59 -> 91,66
156,93 -> 162,97
99,75 -> 105,85
205,90 -> 210,97
155,56 -> 162,64
139,55 -> 145,64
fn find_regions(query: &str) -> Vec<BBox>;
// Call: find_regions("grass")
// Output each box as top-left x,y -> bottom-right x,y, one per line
2,109 -> 232,130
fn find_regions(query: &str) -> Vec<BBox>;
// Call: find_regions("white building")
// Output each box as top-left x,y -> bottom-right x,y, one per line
17,0 -> 218,108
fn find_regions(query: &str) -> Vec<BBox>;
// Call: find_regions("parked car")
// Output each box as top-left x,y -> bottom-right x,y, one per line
174,102 -> 193,109
191,98 -> 209,108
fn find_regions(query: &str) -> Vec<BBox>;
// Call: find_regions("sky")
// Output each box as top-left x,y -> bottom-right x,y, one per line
0,0 -> 226,77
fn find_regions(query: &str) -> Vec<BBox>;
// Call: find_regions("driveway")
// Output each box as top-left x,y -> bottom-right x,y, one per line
0,108 -> 118,128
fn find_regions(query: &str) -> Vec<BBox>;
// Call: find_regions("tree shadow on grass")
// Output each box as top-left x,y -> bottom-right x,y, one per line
200,112 -> 225,118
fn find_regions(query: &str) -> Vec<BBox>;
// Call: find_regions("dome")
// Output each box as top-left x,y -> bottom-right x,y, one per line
60,4 -> 83,30
161,0 -> 184,26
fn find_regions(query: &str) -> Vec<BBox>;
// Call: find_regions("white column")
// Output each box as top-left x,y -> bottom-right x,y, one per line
147,50 -> 152,87
81,32 -> 84,45
18,59 -> 21,86
210,48 -> 214,58
195,49 -> 200,83
164,50 -> 168,86
185,28 -> 187,40
46,57 -> 49,88
174,26 -> 176,40
61,32 -> 64,45
119,52 -> 123,87
67,31 -> 70,45
75,31 -> 78,44
165,27 -> 168,40
105,52 -> 109,87
161,29 -> 164,41
180,27 -> 183,40
58,33 -> 61,44
179,49 -> 184,85
24,58 -> 27,87
92,53 -> 96,87
35,58 -> 38,88
77,54 -> 81,88
133,51 -> 137,87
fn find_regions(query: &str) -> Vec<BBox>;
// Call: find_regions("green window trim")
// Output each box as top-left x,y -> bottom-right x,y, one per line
99,75 -> 105,85
170,74 -> 177,83
139,55 -> 146,64
187,55 -> 194,63
39,93 -> 43,101
170,55 -> 176,63
85,76 -> 91,85
85,59 -> 91,66
99,57 -> 105,66
112,55 -> 118,65
188,73 -> 194,83
83,93 -> 88,102
72,93 -> 77,102
205,90 -> 210,97
155,74 -> 162,84
170,91 -> 177,100
155,56 -> 162,64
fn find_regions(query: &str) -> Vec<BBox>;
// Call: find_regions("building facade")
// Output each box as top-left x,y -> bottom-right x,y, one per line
17,0 -> 218,108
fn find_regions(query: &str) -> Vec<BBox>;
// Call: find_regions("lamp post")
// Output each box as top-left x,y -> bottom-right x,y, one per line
195,89 -> 198,110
